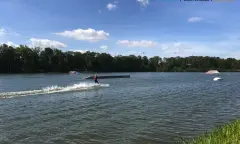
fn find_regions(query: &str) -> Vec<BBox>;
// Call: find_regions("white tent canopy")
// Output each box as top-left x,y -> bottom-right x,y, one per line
205,70 -> 220,74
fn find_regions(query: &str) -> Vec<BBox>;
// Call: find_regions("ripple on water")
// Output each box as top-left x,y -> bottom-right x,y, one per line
1,73 -> 240,144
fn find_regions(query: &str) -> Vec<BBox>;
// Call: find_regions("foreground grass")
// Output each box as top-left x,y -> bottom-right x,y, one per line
181,119 -> 240,144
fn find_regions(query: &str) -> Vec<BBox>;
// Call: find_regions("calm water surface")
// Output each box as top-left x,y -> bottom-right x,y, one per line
0,73 -> 240,144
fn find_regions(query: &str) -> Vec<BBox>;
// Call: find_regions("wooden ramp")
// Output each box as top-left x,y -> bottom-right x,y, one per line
85,75 -> 130,79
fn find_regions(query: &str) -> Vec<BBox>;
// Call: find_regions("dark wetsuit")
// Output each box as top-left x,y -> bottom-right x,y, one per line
94,75 -> 99,84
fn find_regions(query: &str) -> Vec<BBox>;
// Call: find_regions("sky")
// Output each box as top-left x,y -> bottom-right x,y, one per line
0,0 -> 240,58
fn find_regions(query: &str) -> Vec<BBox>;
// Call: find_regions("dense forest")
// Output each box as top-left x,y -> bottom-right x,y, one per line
0,43 -> 240,73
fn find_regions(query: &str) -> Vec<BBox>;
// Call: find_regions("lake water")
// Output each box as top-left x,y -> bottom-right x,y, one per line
0,73 -> 240,144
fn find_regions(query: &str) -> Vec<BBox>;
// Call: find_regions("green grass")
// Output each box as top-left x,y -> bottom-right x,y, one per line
180,119 -> 240,144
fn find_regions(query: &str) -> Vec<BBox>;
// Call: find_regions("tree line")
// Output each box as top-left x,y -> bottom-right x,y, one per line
0,43 -> 240,73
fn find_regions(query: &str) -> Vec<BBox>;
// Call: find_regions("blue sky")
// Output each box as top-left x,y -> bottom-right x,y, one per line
0,0 -> 240,58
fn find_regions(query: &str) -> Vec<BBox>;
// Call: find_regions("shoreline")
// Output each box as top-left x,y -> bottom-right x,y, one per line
0,71 -> 239,74
180,119 -> 240,144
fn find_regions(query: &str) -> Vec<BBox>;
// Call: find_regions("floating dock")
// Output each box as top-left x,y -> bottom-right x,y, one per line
85,75 -> 130,79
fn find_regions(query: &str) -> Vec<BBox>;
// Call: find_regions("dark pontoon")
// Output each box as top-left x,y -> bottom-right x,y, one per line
85,75 -> 130,79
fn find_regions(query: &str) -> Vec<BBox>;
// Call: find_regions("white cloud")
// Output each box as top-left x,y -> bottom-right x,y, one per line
10,31 -> 20,37
6,41 -> 19,47
159,40 -> 240,58
55,28 -> 109,42
70,49 -> 88,53
0,28 -> 6,36
0,41 -> 19,47
29,38 -> 67,48
137,0 -> 149,6
160,42 -> 192,54
227,51 -> 240,59
116,40 -> 158,48
106,3 -> 117,11
100,45 -> 108,51
188,17 -> 203,22
127,51 -> 143,55
0,28 -> 20,37
110,53 -> 119,57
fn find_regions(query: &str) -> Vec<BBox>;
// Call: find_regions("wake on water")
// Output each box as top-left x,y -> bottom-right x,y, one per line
0,82 -> 109,99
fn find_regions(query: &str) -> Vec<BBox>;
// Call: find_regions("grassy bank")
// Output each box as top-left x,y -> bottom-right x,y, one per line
181,119 -> 240,144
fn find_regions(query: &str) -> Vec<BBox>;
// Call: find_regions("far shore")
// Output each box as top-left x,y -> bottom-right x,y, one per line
0,71 -> 240,75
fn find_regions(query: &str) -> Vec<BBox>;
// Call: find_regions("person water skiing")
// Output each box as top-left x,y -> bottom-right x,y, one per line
94,73 -> 99,84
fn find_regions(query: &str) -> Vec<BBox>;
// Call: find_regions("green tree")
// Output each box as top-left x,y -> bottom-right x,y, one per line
0,44 -> 16,73
0,43 -> 240,73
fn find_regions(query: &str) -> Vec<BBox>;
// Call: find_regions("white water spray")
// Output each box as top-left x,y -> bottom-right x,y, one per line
0,82 -> 109,99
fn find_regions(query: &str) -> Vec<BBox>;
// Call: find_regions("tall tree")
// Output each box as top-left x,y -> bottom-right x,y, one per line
0,43 -> 240,73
